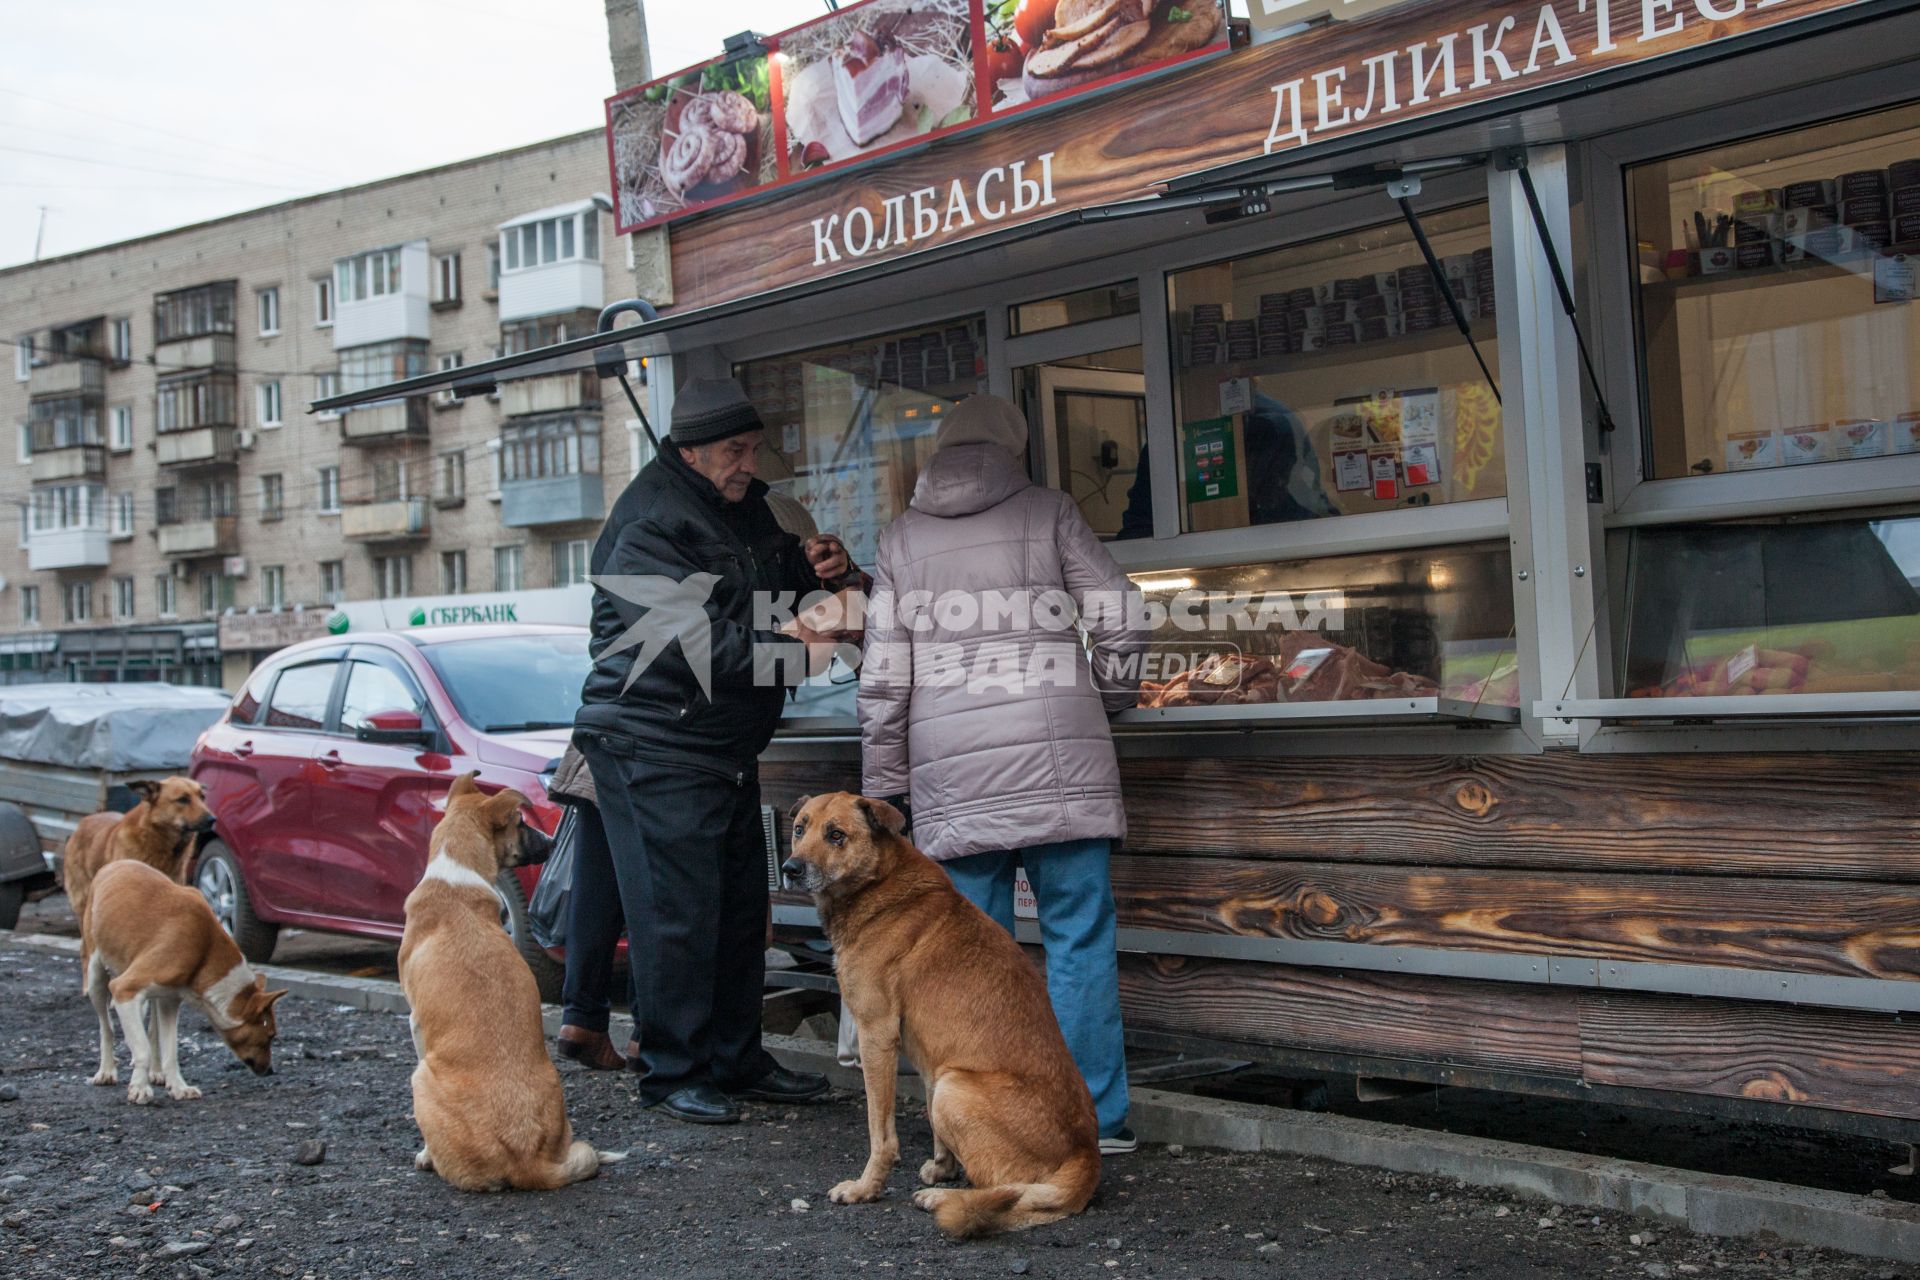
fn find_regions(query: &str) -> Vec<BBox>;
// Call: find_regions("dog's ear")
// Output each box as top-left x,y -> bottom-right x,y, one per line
447,771 -> 480,799
483,788 -> 530,829
128,779 -> 160,805
857,796 -> 905,837
788,794 -> 814,823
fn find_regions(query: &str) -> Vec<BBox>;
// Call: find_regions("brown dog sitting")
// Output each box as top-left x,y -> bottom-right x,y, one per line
785,793 -> 1100,1238
65,777 -> 214,946
400,773 -> 615,1191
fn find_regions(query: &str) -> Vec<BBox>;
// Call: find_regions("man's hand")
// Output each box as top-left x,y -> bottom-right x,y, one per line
804,534 -> 851,583
778,618 -> 841,677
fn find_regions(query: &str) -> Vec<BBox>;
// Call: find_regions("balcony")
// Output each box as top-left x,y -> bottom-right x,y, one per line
155,332 -> 236,371
342,496 -> 428,542
498,259 -> 603,324
500,371 -> 600,418
30,358 -> 104,398
334,242 -> 431,349
30,444 -> 106,483
158,516 -> 238,559
500,473 -> 605,528
157,425 -> 239,468
26,526 -> 110,571
339,398 -> 429,444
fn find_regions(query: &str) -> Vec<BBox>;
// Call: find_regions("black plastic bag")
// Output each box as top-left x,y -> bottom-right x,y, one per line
527,804 -> 580,951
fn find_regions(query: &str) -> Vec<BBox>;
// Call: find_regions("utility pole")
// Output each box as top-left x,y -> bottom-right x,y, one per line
33,206 -> 48,262
604,0 -> 673,306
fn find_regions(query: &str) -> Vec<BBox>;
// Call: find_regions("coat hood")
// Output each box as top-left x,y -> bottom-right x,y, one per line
911,443 -> 1033,518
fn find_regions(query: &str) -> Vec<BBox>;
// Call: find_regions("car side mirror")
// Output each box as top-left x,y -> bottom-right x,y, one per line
356,708 -> 432,746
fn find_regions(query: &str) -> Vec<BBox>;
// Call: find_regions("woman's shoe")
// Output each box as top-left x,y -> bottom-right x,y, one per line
555,1026 -> 628,1071
1098,1127 -> 1138,1155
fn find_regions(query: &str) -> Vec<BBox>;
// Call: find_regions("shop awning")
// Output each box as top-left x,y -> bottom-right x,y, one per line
0,634 -> 58,656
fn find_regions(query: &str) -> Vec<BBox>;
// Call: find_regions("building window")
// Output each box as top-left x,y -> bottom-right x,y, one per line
30,483 -> 105,533
17,423 -> 30,463
500,416 -> 601,481
335,247 -> 404,305
257,287 -> 281,337
440,550 -> 467,595
434,252 -> 461,305
500,209 -> 601,273
110,404 -> 133,451
201,572 -> 236,616
435,450 -> 465,504
154,477 -> 233,524
154,573 -> 177,619
20,585 -> 39,626
262,565 -> 285,608
257,379 -> 283,428
486,243 -> 501,294
320,560 -> 345,604
375,555 -> 413,599
155,371 -> 237,433
435,351 -> 464,406
110,317 -> 132,364
552,539 -> 590,587
63,581 -> 93,623
112,491 -> 134,538
500,311 -> 596,356
314,370 -> 341,420
153,282 -> 236,343
493,544 -> 523,592
260,473 -> 284,520
337,339 -> 428,394
372,456 -> 409,503
114,577 -> 135,620
316,465 -> 341,514
15,333 -> 34,380
28,395 -> 103,451
314,277 -> 334,327
627,418 -> 655,481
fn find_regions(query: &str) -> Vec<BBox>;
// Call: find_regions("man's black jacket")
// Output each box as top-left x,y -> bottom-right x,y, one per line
575,446 -> 824,771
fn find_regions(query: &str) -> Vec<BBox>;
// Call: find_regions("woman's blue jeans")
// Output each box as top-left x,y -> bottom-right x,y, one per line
940,838 -> 1130,1138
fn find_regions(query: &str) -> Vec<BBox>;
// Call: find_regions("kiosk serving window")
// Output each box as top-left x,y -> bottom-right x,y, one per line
1165,204 -> 1506,534
1127,543 -> 1518,711
1628,102 -> 1920,480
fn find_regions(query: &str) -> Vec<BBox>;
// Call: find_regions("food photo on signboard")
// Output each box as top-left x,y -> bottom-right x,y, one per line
607,50 -> 778,231
778,0 -> 977,174
982,0 -> 1226,111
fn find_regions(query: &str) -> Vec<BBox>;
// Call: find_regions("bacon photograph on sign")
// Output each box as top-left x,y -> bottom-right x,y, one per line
978,0 -> 1229,116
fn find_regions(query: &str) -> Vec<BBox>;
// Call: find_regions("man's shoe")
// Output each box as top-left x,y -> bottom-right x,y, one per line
555,1027 -> 628,1072
647,1084 -> 739,1125
1099,1127 -> 1138,1155
731,1064 -> 831,1103
624,1040 -> 645,1073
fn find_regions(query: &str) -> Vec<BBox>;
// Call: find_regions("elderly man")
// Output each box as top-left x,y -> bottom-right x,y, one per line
575,376 -> 849,1124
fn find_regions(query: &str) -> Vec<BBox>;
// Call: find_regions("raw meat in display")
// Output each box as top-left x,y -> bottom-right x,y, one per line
834,30 -> 911,146
1135,636 -> 1438,708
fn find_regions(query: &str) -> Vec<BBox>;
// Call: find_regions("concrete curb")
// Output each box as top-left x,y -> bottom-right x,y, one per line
9,928 -> 1919,1263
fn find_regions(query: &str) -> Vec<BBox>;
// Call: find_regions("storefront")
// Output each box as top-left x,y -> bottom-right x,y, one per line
321,0 -> 1920,1139
0,624 -> 221,687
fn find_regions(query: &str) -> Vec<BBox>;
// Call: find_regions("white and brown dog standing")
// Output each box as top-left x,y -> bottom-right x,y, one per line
400,773 -> 613,1191
83,859 -> 284,1104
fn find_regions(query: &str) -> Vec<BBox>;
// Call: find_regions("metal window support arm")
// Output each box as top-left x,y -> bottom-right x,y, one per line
597,299 -> 661,450
1390,175 -> 1500,405
1496,147 -> 1617,439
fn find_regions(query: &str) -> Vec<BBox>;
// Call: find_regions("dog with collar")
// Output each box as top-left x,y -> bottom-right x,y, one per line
786,792 -> 1100,1238
83,859 -> 285,1104
400,773 -> 613,1191
65,776 -> 215,949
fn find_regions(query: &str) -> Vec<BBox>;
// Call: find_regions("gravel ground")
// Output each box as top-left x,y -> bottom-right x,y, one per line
1,945 -> 1906,1280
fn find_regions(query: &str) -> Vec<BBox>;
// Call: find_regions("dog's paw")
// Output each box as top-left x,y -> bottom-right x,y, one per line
126,1081 -> 155,1105
911,1187 -> 950,1214
413,1148 -> 434,1172
167,1083 -> 202,1101
829,1178 -> 883,1204
88,1068 -> 118,1087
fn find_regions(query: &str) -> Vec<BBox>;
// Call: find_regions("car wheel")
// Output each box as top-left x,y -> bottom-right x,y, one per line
498,872 -> 565,1005
0,879 -> 23,931
194,841 -> 279,963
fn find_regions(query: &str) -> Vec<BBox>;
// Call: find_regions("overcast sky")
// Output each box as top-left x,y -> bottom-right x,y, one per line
0,0 -> 825,270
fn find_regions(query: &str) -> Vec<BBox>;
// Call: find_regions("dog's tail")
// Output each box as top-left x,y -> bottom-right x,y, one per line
931,1146 -> 1101,1239
520,1138 -> 603,1190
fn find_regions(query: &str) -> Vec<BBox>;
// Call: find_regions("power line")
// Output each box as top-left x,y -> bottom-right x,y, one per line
0,117 -> 344,186
0,144 -> 313,190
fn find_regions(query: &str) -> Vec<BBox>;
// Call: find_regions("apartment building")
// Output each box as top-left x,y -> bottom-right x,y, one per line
0,130 -> 656,688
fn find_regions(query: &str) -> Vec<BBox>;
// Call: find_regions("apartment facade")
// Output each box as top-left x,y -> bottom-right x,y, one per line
0,130 -> 656,688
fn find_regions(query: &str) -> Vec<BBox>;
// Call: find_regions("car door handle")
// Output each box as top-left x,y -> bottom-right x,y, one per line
233,741 -> 254,758
317,750 -> 342,769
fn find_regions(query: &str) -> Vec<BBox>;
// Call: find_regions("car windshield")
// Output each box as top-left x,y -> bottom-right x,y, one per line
419,633 -> 591,733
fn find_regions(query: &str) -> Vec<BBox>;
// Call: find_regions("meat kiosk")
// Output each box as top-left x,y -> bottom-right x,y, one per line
320,0 -> 1920,1153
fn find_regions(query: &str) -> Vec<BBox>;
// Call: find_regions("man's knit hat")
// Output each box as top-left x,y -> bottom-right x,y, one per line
671,376 -> 764,447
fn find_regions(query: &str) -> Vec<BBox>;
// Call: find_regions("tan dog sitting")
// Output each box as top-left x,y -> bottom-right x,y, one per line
65,777 -> 214,941
84,859 -> 284,1104
785,793 -> 1100,1238
400,773 -> 614,1191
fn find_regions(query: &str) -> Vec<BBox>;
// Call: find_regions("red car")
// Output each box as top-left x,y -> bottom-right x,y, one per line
189,624 -> 590,1000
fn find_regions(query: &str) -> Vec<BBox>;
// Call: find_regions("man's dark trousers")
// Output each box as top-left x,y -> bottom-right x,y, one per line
582,741 -> 776,1104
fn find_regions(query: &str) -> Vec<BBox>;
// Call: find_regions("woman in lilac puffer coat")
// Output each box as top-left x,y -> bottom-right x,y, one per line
857,393 -> 1147,1152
